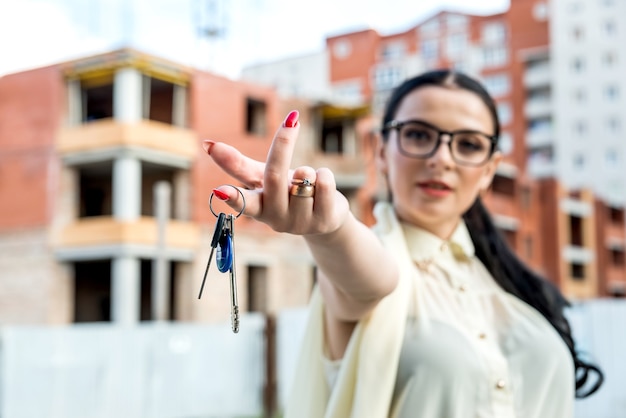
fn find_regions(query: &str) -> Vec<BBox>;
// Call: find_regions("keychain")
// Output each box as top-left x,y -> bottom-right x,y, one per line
197,186 -> 246,333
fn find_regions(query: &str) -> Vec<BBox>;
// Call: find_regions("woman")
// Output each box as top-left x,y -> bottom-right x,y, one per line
204,70 -> 603,417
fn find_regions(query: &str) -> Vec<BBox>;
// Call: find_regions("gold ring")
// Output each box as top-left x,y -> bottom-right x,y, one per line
290,178 -> 315,197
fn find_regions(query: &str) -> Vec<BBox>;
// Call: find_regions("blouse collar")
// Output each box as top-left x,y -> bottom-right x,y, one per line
400,218 -> 475,264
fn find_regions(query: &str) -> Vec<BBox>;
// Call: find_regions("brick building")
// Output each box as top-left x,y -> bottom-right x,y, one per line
0,48 -> 332,325
242,2 -> 626,298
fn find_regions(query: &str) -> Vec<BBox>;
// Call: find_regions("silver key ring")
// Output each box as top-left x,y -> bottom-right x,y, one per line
209,185 -> 246,219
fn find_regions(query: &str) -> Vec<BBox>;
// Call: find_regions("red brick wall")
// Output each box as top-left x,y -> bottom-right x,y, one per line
0,66 -> 63,230
189,71 -> 281,229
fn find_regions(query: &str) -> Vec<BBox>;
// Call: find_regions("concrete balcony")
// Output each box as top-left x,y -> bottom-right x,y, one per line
560,198 -> 593,217
524,65 -> 551,88
54,216 -> 200,261
57,119 -> 198,167
562,245 -> 595,264
524,98 -> 553,119
526,129 -> 554,148
527,159 -> 555,178
308,153 -> 367,188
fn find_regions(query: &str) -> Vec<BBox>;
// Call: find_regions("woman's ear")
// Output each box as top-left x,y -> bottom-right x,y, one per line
480,150 -> 503,191
375,133 -> 389,176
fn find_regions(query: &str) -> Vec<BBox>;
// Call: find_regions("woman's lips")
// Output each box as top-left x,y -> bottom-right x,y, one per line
417,180 -> 453,197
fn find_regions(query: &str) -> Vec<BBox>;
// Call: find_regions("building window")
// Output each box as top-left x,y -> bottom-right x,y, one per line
373,67 -> 402,90
332,39 -> 352,59
602,51 -> 617,67
610,248 -> 625,266
528,145 -> 554,164
605,85 -> 620,101
483,46 -> 508,67
572,26 -> 584,41
573,154 -> 585,169
571,57 -> 585,73
603,21 -> 617,37
321,121 -> 344,154
446,33 -> 467,59
609,206 -> 624,225
73,260 -> 112,322
246,98 -> 267,135
573,88 -> 587,103
483,73 -> 510,97
333,81 -> 362,103
574,120 -> 587,137
142,76 -> 179,125
381,42 -> 406,60
79,164 -> 113,217
606,148 -> 619,167
482,22 -> 507,44
570,262 -> 585,280
82,81 -> 114,122
421,39 -> 439,61
491,174 -> 516,197
569,215 -> 584,246
608,117 -> 621,134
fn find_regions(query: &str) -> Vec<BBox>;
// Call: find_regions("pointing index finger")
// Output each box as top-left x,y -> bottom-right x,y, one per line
263,110 -> 300,207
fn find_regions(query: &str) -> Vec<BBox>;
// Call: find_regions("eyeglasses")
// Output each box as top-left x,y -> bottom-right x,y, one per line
383,119 -> 498,166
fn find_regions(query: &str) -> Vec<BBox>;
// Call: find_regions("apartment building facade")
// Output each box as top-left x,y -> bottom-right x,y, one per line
242,1 -> 626,298
2,48 -> 367,325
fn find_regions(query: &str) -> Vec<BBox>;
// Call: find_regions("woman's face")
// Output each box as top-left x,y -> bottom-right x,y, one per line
377,85 -> 502,238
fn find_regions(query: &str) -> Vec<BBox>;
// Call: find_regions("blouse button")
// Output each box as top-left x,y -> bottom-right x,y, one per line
459,284 -> 467,292
495,379 -> 506,389
478,332 -> 487,339
440,242 -> 449,252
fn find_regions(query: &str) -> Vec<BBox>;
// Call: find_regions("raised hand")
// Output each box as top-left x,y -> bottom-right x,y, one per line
203,110 -> 350,237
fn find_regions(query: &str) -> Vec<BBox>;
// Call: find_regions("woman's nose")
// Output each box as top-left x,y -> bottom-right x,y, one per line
427,135 -> 455,167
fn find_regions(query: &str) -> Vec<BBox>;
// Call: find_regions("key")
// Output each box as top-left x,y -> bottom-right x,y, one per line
199,186 -> 246,333
197,212 -> 226,299
217,215 -> 240,333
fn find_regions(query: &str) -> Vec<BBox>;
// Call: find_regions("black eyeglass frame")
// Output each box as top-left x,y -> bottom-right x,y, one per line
382,119 -> 499,166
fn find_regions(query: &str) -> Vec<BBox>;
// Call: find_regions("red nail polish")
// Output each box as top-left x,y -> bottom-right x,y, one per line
213,189 -> 229,201
283,110 -> 299,128
202,140 -> 215,155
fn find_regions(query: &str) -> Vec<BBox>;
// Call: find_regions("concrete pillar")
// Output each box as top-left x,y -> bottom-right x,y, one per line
152,181 -> 171,321
344,122 -> 356,157
173,170 -> 190,221
113,155 -> 141,221
111,256 -> 141,324
66,79 -> 82,126
172,84 -> 187,127
114,67 -> 142,123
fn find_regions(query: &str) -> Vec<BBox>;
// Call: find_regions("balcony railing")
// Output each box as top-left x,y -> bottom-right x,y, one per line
526,128 -> 554,148
524,98 -> 553,119
57,119 -> 197,160
524,64 -> 551,88
55,216 -> 200,249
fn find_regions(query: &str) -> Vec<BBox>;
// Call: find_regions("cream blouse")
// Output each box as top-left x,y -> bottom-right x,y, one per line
285,202 -> 575,418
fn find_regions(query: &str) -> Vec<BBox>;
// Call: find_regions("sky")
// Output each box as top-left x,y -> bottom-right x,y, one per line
0,0 -> 509,79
